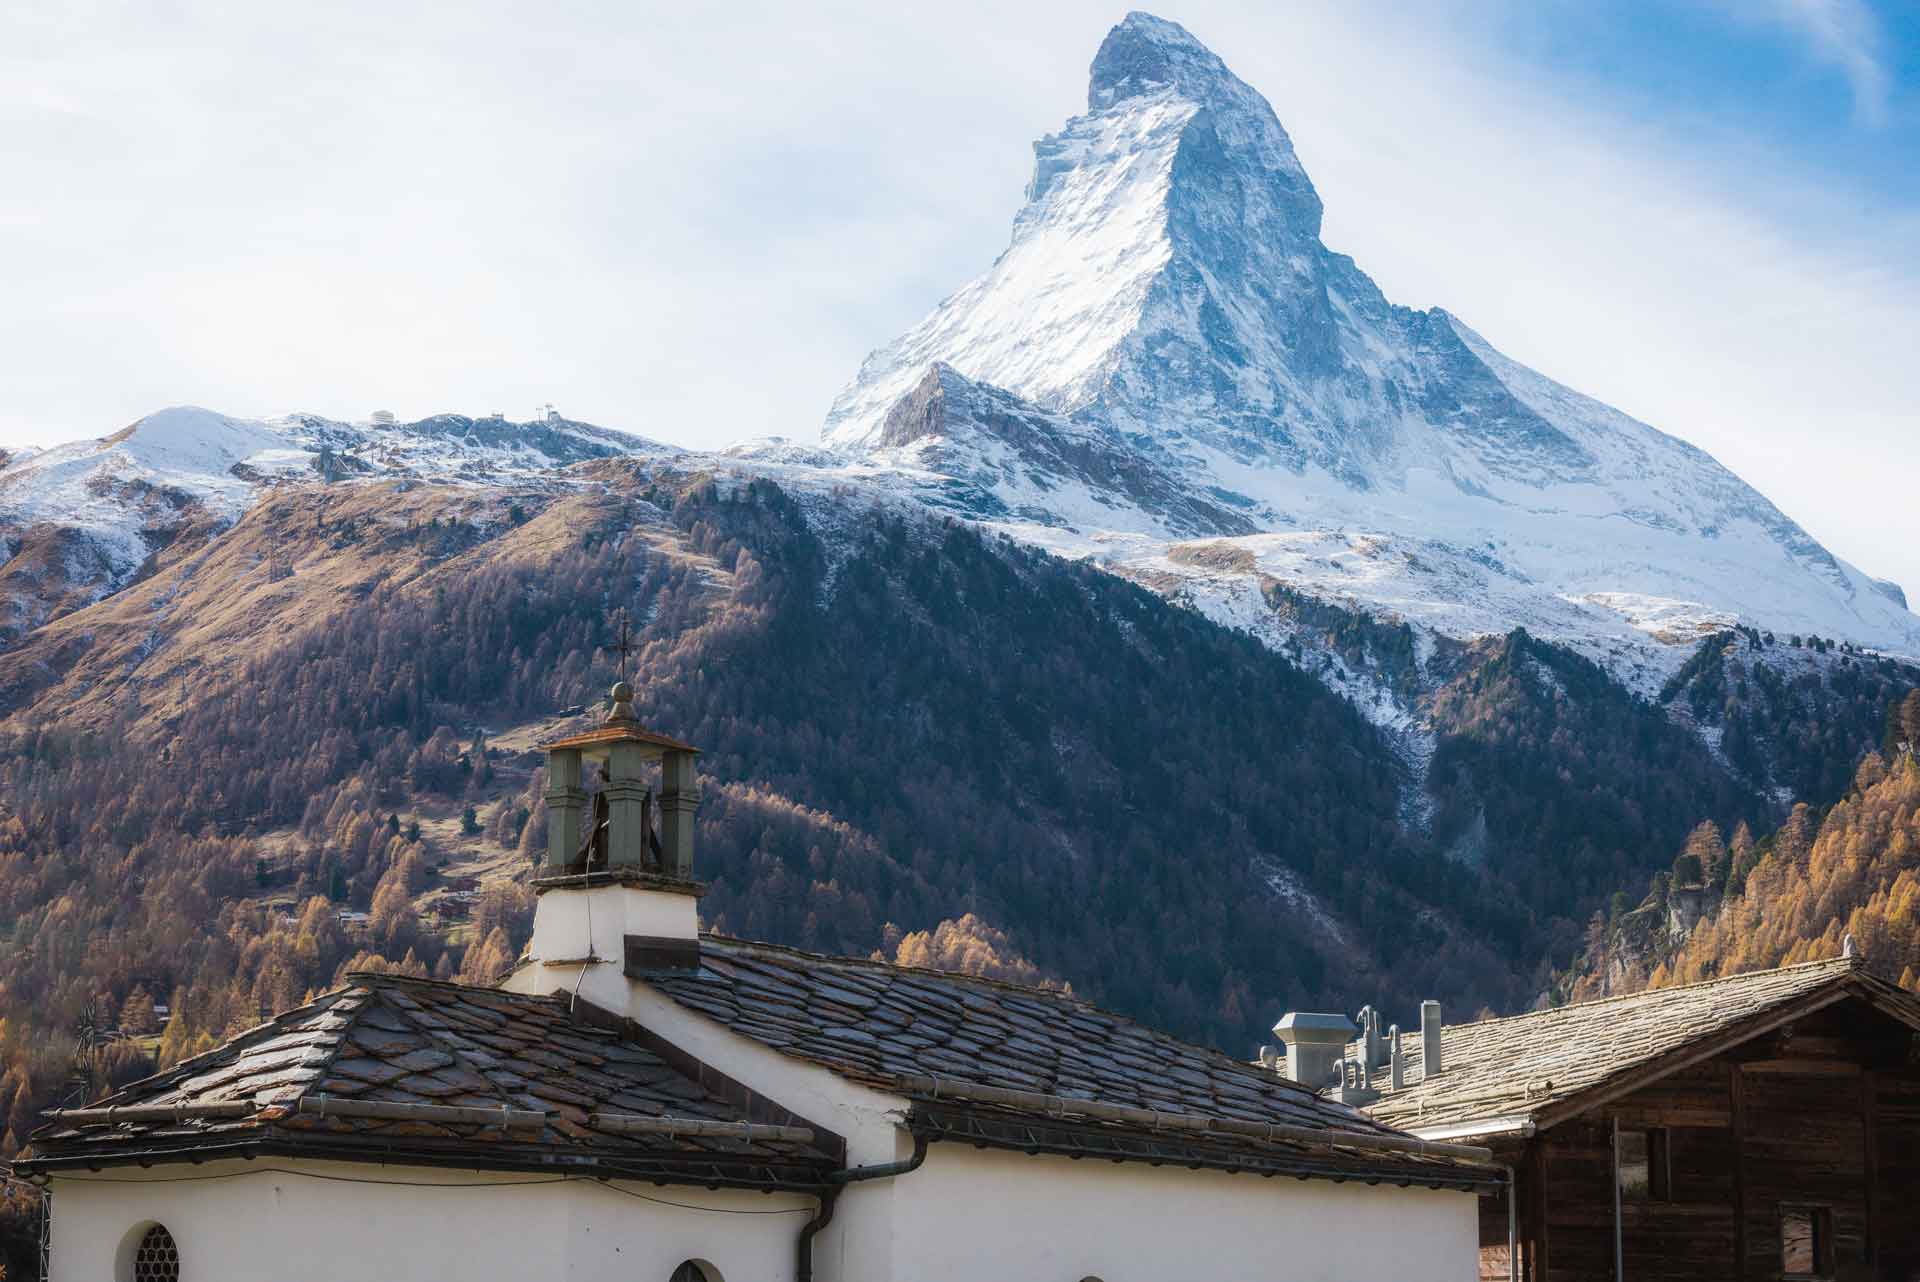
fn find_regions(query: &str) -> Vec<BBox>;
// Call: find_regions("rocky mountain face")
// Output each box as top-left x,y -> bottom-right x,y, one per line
860,362 -> 1256,537
823,12 -> 1920,682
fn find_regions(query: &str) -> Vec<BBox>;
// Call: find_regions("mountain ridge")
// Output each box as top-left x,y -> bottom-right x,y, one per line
0,405 -> 672,645
817,12 -> 1920,673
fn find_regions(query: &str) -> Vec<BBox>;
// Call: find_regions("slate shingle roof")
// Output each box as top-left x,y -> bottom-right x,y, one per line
1361,957 -> 1920,1134
642,935 -> 1500,1188
22,972 -> 833,1187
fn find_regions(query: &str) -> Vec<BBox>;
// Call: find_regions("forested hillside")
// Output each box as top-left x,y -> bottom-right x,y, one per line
1423,629 -> 1767,961
0,465 -> 1513,1183
1567,692 -> 1920,1000
1,463 -> 1915,1273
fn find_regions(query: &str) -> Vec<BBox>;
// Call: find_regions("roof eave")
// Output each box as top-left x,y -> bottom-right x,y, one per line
15,1130 -> 836,1193
1403,1114 -> 1539,1144
908,1105 -> 1503,1193
541,725 -> 701,754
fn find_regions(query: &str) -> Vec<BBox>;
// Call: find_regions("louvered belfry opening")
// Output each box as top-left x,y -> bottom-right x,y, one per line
541,681 -> 701,881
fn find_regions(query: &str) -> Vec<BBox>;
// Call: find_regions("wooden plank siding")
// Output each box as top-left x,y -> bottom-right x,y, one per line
1738,1068 -> 1867,1279
1478,1170 -> 1514,1282
1879,1069 -> 1920,1280
1479,995 -> 1920,1282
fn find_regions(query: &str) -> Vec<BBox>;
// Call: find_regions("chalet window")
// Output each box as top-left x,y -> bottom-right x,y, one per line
1616,1126 -> 1670,1201
1779,1205 -> 1834,1278
132,1224 -> 179,1282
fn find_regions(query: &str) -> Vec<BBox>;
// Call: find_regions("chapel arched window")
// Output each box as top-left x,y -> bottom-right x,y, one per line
132,1224 -> 180,1282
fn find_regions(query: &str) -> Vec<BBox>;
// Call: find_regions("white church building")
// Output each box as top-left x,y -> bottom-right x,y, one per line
21,683 -> 1499,1280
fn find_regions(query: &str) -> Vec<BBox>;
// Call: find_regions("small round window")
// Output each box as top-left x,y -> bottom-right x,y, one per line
133,1224 -> 179,1282
670,1264 -> 718,1282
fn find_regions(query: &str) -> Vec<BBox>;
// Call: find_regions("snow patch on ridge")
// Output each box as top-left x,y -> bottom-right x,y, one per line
1254,857 -> 1350,949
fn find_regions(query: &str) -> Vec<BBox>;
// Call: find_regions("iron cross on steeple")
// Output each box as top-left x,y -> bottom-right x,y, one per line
603,608 -> 637,685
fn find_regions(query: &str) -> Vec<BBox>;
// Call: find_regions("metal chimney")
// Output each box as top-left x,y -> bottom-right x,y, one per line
1272,1012 -> 1357,1088
1420,1000 -> 1443,1077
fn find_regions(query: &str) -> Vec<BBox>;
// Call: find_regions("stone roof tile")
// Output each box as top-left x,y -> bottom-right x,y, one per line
643,936 -> 1491,1186
23,972 -> 834,1183
1359,956 -> 1920,1132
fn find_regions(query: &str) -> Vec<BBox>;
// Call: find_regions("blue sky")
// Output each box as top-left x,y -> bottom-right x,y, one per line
1489,2 -> 1919,202
2,0 -> 1917,598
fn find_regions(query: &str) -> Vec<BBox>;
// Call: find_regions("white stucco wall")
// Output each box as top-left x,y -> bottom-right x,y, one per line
45,1146 -> 1480,1282
524,883 -> 699,963
44,1159 -> 812,1282
824,1143 -> 1481,1282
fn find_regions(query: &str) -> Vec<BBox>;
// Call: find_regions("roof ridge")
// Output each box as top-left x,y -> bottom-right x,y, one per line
1434,955 -> 1857,1037
344,969 -> 565,1005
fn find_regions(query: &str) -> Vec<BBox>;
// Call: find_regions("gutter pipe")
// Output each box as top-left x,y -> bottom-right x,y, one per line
1612,1114 -> 1624,1282
796,1134 -> 929,1282
1507,1162 -> 1519,1282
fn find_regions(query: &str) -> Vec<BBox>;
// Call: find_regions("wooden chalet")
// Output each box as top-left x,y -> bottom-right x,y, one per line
1355,957 -> 1920,1281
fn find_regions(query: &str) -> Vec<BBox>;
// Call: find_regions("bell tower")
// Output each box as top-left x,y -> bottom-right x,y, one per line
521,679 -> 705,973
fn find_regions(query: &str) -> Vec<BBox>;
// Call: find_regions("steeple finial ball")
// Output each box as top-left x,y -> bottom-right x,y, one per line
606,680 -> 637,723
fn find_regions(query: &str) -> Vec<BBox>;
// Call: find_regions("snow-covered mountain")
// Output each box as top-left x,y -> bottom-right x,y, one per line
0,406 -> 670,642
4,11 -> 1915,714
823,12 -> 1920,675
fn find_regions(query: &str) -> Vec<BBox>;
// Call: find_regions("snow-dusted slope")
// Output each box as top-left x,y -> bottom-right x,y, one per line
822,12 -> 1920,667
0,407 -> 672,642
1,408 -> 290,576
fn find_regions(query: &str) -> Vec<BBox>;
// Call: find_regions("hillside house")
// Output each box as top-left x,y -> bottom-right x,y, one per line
1272,960 -> 1920,1281
19,684 -> 1499,1281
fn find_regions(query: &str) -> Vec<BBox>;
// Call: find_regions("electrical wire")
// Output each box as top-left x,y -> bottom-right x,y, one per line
36,1164 -> 814,1215
590,1180 -> 813,1215
569,882 -> 595,1014
38,1167 -> 568,1189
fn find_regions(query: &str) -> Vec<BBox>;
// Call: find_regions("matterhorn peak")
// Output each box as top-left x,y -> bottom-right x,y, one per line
818,11 -> 1920,661
824,12 -> 1330,455
1088,12 -> 1236,108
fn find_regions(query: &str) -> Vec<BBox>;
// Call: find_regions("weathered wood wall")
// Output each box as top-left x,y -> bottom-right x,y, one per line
1481,997 -> 1920,1282
1876,1067 -> 1920,1280
1478,1166 -> 1514,1282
